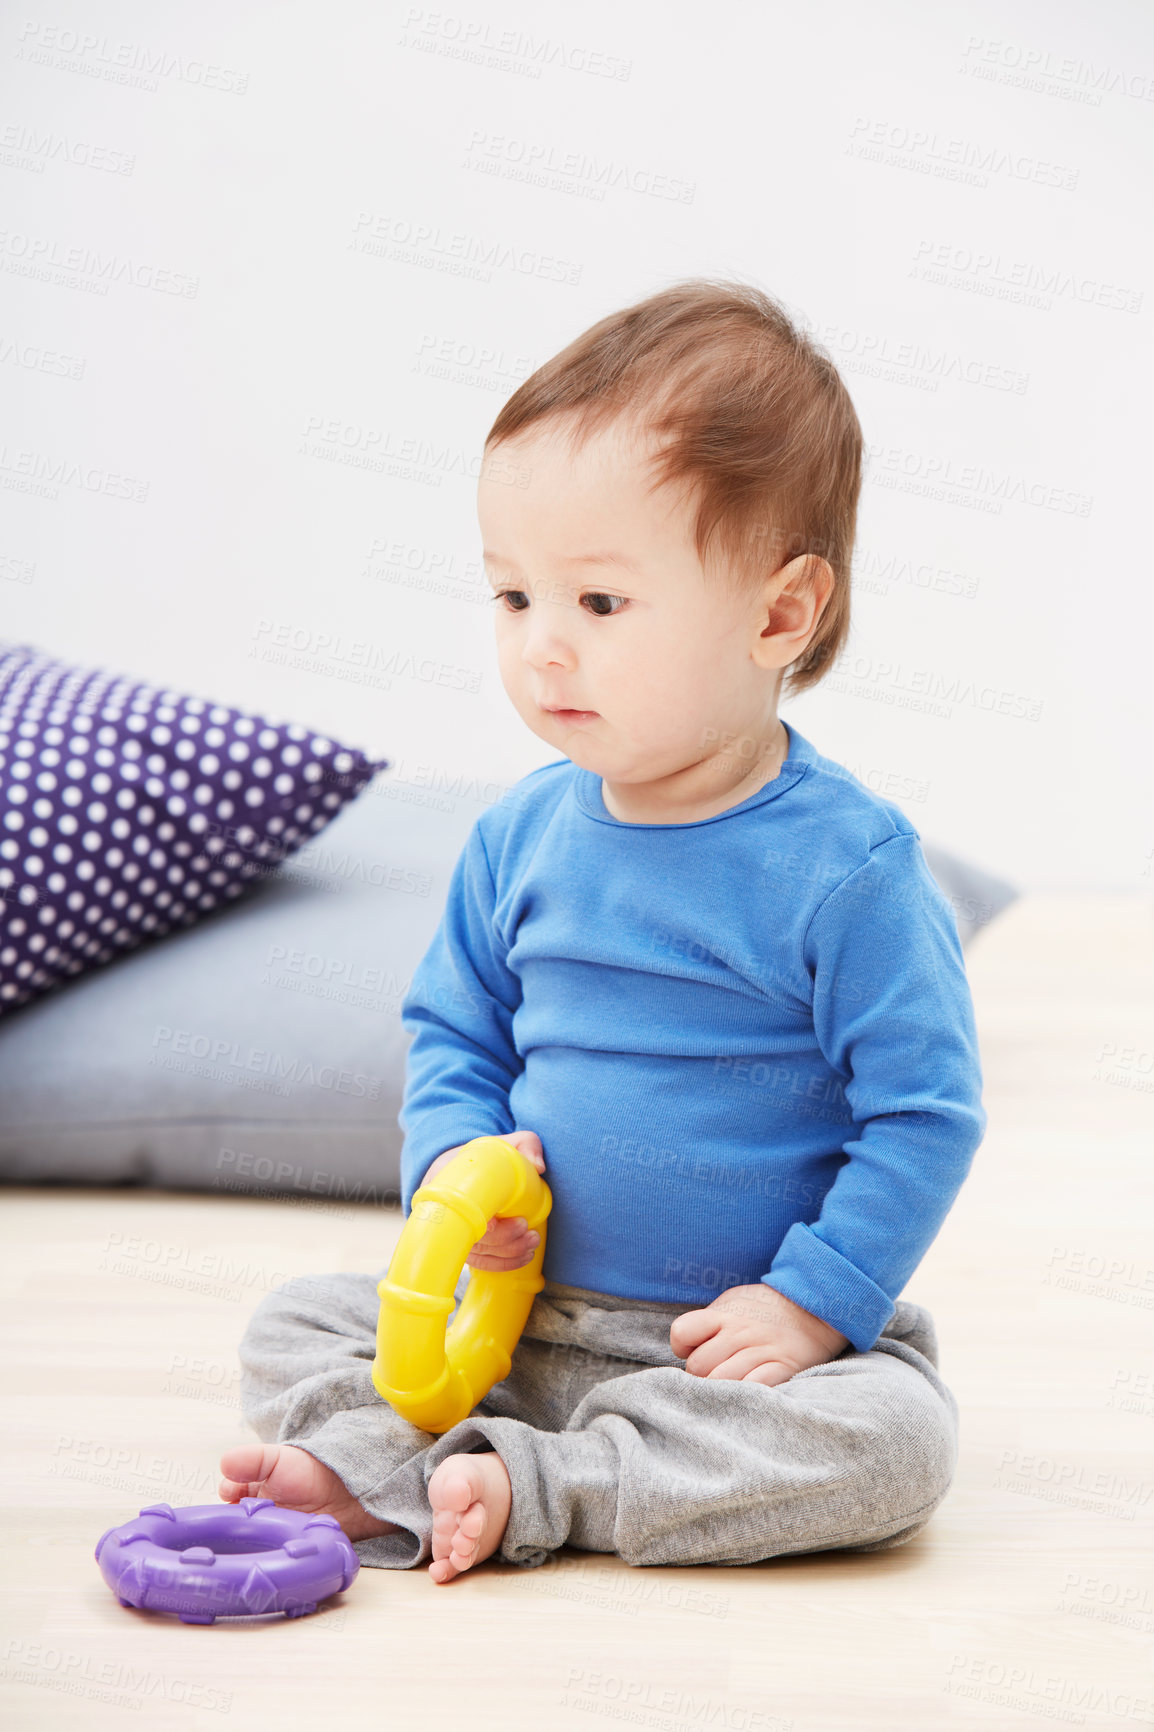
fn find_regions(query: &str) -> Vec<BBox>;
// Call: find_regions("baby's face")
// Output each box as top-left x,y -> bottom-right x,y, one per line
477,415 -> 780,791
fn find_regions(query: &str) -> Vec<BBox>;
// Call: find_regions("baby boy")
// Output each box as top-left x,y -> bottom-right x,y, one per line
220,279 -> 986,1584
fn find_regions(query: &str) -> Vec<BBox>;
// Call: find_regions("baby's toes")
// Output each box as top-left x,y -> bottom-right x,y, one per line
218,1442 -> 334,1513
218,1442 -> 278,1500
452,1505 -> 485,1554
431,1502 -> 456,1541
431,1508 -> 472,1565
457,1503 -> 485,1544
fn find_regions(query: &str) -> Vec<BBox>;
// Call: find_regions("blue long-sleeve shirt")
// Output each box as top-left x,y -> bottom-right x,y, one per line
397,720 -> 986,1352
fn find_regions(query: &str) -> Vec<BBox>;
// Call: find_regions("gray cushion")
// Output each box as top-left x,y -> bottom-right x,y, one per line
0,775 -> 478,1202
919,842 -> 1018,947
0,772 -> 1017,1197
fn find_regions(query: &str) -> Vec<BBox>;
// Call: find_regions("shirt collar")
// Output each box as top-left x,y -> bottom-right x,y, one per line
574,719 -> 816,828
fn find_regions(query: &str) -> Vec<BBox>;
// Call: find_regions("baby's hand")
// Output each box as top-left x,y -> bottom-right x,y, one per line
421,1130 -> 546,1272
669,1284 -> 849,1388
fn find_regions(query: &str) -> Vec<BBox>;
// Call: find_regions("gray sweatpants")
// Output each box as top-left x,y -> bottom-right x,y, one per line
237,1270 -> 959,1571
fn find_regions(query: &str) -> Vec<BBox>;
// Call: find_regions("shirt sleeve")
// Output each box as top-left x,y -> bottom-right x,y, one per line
759,831 -> 987,1352
397,817 -> 523,1214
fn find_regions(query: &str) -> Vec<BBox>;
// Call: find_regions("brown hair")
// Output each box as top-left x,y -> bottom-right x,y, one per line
484,278 -> 863,698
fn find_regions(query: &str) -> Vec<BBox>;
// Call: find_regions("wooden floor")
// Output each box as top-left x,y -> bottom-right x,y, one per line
2,893 -> 1152,1731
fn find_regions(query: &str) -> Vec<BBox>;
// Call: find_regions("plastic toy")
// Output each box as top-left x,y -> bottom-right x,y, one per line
95,1497 -> 359,1623
372,1135 -> 553,1434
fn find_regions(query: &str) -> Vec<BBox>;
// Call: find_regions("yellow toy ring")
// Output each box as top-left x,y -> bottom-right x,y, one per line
371,1137 -> 552,1434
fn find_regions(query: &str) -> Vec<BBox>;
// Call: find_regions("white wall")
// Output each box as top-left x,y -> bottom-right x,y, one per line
2,0 -> 1151,891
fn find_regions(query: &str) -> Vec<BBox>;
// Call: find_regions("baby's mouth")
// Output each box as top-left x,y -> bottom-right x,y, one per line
541,705 -> 599,724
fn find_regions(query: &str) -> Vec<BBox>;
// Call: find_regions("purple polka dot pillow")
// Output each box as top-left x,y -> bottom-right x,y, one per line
0,644 -> 389,1017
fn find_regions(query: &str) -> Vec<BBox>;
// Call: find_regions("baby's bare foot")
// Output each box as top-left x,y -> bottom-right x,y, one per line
218,1443 -> 398,1544
426,1451 -> 512,1584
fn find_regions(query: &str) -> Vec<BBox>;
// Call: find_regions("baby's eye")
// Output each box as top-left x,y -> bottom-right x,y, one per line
582,591 -> 626,617
489,588 -> 627,617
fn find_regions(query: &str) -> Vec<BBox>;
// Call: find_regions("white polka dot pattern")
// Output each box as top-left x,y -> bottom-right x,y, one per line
0,644 -> 389,1017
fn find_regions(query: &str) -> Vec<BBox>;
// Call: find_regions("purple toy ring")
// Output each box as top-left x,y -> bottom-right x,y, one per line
95,1498 -> 360,1623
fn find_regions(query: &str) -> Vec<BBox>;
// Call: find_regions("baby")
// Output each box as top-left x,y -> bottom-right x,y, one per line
219,279 -> 986,1584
